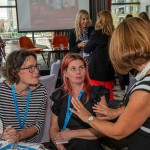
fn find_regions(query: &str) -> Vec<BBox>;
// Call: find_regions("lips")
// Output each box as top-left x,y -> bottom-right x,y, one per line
75,77 -> 82,79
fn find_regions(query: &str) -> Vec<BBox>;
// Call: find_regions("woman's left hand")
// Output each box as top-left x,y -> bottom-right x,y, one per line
70,98 -> 92,123
54,129 -> 72,142
2,126 -> 18,143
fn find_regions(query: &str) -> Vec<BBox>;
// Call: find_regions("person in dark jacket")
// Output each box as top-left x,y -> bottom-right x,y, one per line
0,36 -> 6,66
69,9 -> 94,54
83,10 -> 115,100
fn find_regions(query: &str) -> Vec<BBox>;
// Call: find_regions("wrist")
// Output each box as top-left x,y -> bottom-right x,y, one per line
70,130 -> 76,139
87,116 -> 95,124
18,131 -> 23,141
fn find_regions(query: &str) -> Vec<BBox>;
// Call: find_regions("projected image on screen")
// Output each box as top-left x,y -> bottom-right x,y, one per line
30,0 -> 78,30
45,0 -> 76,10
16,0 -> 89,32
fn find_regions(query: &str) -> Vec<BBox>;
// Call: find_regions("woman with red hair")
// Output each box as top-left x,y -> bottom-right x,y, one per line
49,53 -> 109,150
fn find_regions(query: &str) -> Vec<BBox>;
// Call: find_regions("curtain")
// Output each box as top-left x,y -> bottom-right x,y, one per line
89,0 -> 111,26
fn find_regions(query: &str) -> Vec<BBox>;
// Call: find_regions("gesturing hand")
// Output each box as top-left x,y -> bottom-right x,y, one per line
93,103 -> 118,120
70,98 -> 92,123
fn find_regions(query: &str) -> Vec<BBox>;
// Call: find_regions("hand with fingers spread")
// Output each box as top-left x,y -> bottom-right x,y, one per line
70,98 -> 92,123
92,103 -> 118,120
93,103 -> 125,120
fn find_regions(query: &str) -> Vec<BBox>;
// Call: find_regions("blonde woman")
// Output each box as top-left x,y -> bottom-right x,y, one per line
69,9 -> 94,53
83,10 -> 115,100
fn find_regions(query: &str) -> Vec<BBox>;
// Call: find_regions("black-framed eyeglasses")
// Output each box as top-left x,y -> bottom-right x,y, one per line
19,64 -> 41,73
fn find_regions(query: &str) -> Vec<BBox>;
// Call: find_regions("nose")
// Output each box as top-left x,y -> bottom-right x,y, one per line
85,19 -> 89,24
34,67 -> 39,74
76,68 -> 81,74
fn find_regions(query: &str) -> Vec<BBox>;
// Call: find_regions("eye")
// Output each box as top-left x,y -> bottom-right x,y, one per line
70,67 -> 76,71
31,66 -> 35,69
79,66 -> 84,70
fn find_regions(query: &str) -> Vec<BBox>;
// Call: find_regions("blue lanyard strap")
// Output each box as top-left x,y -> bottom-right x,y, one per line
62,89 -> 84,130
80,28 -> 88,41
11,84 -> 31,129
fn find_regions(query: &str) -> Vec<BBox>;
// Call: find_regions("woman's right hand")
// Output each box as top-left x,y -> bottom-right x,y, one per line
78,41 -> 87,48
93,103 -> 118,120
2,126 -> 18,143
56,144 -> 66,150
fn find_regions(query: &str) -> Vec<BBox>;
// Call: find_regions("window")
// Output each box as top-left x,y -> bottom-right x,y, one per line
0,0 -> 53,49
112,0 -> 140,27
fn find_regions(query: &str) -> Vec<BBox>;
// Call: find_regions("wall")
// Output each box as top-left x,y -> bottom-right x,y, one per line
140,0 -> 150,13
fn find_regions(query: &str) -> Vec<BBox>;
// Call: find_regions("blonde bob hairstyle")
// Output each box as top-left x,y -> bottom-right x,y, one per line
75,9 -> 92,41
109,17 -> 150,74
95,10 -> 114,36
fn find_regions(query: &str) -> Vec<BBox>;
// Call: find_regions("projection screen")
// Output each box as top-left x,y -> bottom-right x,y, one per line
16,0 -> 89,32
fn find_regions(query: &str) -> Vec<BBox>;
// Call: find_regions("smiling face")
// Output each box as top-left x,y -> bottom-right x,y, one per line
80,14 -> 90,29
65,59 -> 86,86
18,56 -> 40,86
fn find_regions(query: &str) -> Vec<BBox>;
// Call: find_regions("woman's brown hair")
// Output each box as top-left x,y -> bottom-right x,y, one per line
139,12 -> 150,23
109,17 -> 150,74
0,49 -> 37,83
95,10 -> 114,36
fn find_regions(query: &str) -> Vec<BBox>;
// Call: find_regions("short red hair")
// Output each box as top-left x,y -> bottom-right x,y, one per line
61,53 -> 91,100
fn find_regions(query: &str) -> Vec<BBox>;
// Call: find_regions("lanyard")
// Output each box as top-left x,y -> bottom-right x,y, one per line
11,84 -> 30,129
62,89 -> 84,130
80,28 -> 88,41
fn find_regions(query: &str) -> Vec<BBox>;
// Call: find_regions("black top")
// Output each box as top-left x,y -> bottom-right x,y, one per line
0,37 -> 3,57
69,26 -> 94,53
0,37 -> 3,43
84,29 -> 115,81
51,86 -> 109,150
124,75 -> 150,150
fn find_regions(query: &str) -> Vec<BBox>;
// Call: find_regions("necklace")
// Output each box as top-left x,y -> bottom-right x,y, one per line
135,62 -> 150,81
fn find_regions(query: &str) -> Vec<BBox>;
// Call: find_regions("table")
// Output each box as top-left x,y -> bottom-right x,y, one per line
42,49 -> 70,67
0,141 -> 45,150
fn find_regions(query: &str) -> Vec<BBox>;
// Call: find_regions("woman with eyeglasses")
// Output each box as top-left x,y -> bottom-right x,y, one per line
0,49 -> 47,142
49,53 -> 109,150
